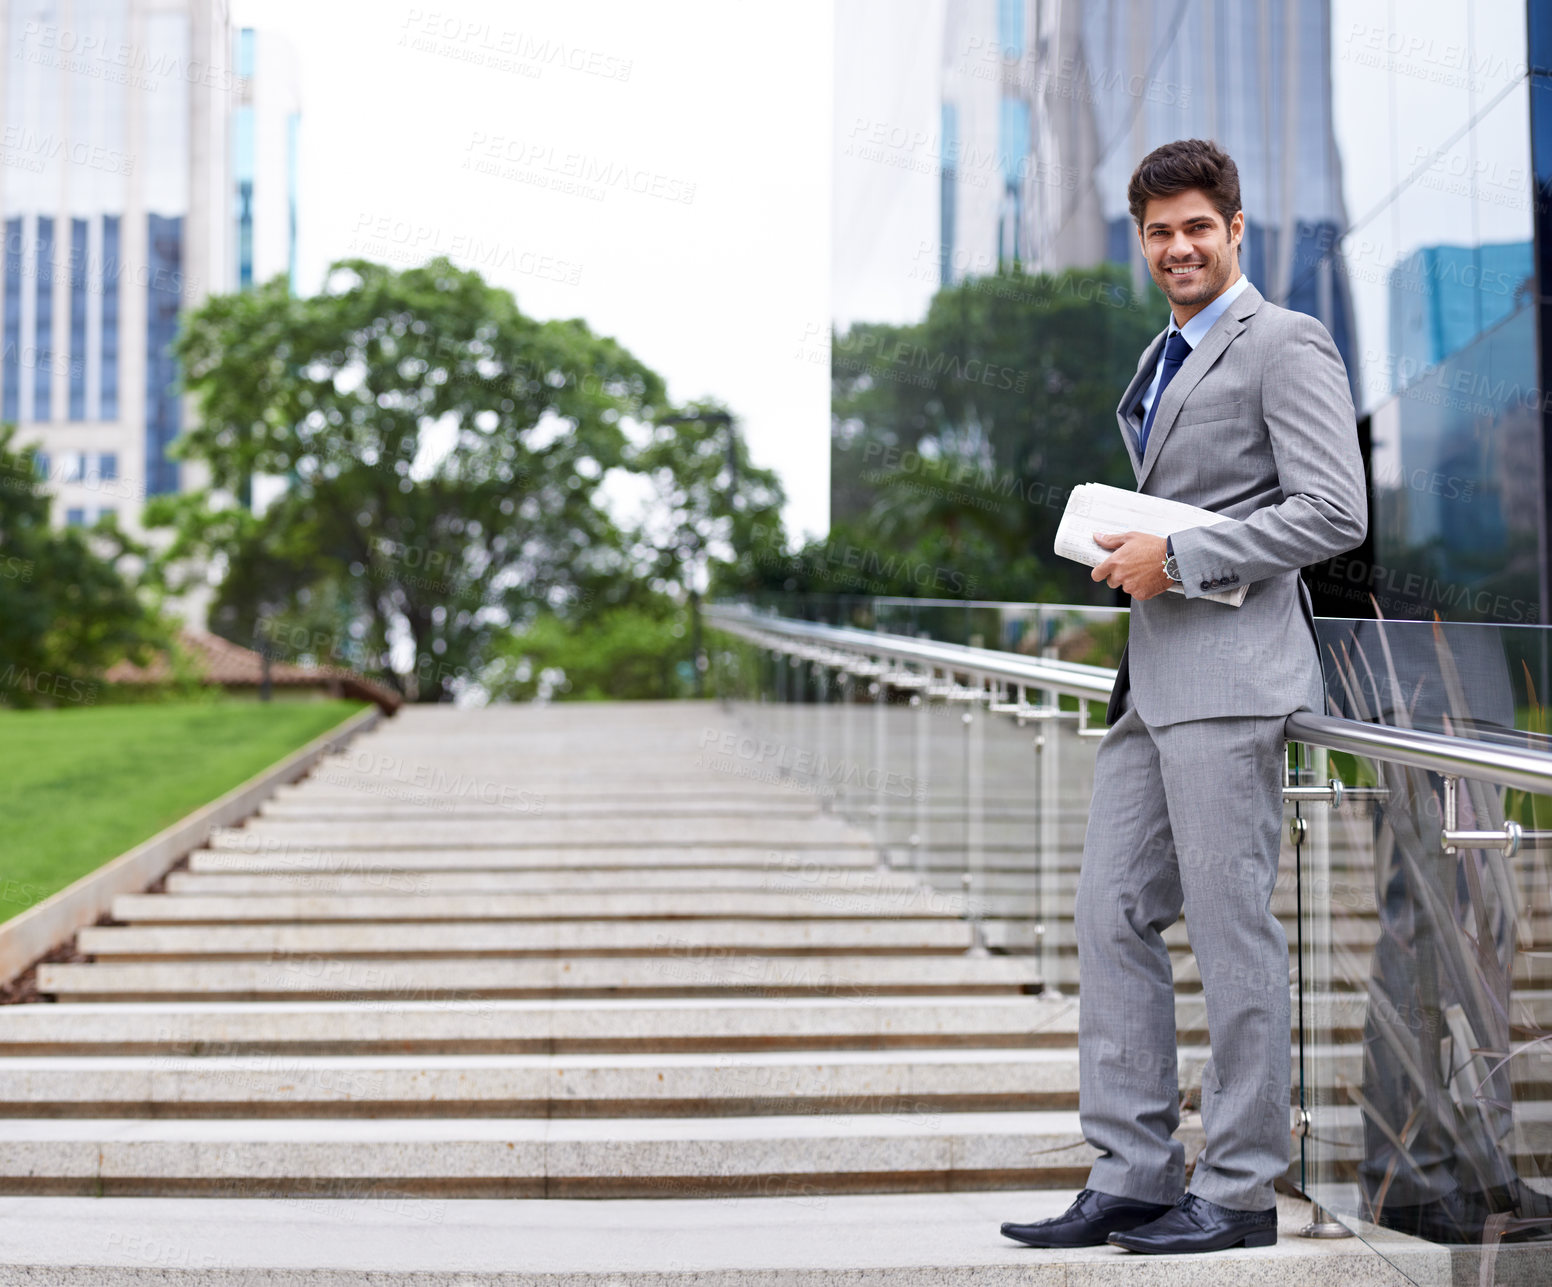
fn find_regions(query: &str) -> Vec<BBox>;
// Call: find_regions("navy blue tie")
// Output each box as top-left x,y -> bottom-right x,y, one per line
1139,330 -> 1191,457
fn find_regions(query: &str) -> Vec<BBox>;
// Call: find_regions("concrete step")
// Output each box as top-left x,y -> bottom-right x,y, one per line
21,991 -> 1545,1055
36,954 -> 1046,1002
164,866 -> 1392,920
0,1108 -> 1133,1196
9,1102 -> 1543,1198
9,1042 -> 1545,1119
76,919 -> 978,959
0,1048 -> 1119,1116
285,773 -> 842,796
163,868 -> 935,895
81,914 -> 1428,958
0,1190 -> 1430,1285
0,996 -> 1080,1055
191,846 -> 881,871
107,891 -> 965,923
22,1043 -> 1546,1119
260,801 -> 838,825
219,819 -> 873,847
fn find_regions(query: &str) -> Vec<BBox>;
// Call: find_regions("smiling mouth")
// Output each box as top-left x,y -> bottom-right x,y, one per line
1164,263 -> 1204,279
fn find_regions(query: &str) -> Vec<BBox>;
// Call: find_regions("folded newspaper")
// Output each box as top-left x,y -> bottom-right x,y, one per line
1055,482 -> 1248,607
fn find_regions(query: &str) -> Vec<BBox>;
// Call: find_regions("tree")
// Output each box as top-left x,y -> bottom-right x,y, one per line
0,427 -> 163,707
829,263 -> 1162,604
487,600 -> 693,701
629,401 -> 786,692
153,257 -> 670,700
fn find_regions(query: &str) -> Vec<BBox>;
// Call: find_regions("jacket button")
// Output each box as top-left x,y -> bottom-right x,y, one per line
1200,580 -> 1210,590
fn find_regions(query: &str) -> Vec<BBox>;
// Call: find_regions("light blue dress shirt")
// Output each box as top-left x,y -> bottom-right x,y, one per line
1135,272 -> 1251,422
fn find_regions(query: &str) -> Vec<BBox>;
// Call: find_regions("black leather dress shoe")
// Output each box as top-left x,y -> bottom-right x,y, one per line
1370,1188 -> 1483,1244
1107,1193 -> 1277,1253
1372,1183 -> 1552,1245
1001,1188 -> 1174,1248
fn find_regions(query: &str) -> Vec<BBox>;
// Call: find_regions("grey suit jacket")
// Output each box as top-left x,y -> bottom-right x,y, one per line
1105,280 -> 1367,727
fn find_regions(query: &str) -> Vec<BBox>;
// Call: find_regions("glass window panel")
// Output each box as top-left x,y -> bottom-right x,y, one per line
33,216 -> 53,422
68,218 -> 87,420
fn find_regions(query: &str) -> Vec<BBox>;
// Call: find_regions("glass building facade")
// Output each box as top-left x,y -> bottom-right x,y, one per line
231,25 -> 301,297
836,0 -> 1552,627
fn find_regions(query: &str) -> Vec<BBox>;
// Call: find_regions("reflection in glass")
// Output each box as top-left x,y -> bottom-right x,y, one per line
1315,617 -> 1552,1248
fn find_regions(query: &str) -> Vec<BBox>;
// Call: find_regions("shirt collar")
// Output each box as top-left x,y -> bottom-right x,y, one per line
1167,272 -> 1250,348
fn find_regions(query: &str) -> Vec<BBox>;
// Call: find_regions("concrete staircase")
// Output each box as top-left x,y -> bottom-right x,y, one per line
0,701 -> 1486,1282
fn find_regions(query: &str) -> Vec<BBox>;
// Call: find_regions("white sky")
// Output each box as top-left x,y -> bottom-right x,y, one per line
830,0 -> 944,331
232,0 -> 834,542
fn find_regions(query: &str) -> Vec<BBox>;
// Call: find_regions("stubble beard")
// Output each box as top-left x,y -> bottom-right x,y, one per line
1155,258 -> 1227,310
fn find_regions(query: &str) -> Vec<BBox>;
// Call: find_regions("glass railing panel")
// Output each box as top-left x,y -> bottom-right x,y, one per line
1295,619 -> 1552,1276
710,597 -> 1552,1277
1314,617 -> 1552,747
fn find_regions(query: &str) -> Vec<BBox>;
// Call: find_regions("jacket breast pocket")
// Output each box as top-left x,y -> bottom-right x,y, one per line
1183,397 -> 1243,428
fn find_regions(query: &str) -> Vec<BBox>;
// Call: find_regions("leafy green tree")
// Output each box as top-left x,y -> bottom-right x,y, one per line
830,263 -> 1162,604
487,600 -> 692,701
153,257 -> 669,700
732,517 -> 1060,606
629,401 -> 786,692
0,427 -> 164,707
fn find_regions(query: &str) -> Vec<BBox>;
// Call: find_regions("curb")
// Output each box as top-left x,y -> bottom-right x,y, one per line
0,703 -> 383,986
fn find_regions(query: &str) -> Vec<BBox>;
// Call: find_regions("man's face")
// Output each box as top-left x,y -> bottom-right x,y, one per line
1137,190 -> 1243,322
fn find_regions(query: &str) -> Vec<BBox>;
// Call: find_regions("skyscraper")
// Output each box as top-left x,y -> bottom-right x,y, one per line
939,0 -> 1355,374
839,0 -> 1551,624
0,0 -> 291,538
231,24 -> 300,294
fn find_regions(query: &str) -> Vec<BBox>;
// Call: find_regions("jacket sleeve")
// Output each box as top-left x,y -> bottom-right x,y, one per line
1167,311 -> 1367,599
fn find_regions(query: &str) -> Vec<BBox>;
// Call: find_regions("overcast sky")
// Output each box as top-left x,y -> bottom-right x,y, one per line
232,0 -> 834,541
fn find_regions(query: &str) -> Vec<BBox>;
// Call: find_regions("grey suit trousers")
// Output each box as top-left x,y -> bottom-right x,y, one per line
1076,689 -> 1291,1211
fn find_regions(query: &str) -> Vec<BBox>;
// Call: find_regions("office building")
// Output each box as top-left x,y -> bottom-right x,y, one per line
837,0 -> 1552,624
0,0 -> 299,540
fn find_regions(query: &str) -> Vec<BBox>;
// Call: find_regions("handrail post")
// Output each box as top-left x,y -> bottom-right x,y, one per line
912,687 -> 929,878
1038,671 -> 1062,993
963,682 -> 986,956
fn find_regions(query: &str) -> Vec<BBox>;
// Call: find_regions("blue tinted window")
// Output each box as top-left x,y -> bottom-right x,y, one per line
287,112 -> 300,291
100,215 -> 121,420
234,95 -> 255,288
2,217 -> 19,423
939,103 -> 958,287
65,507 -> 85,527
145,213 -> 183,495
997,0 -> 1022,57
33,217 -> 53,421
69,218 -> 88,420
97,451 -> 117,481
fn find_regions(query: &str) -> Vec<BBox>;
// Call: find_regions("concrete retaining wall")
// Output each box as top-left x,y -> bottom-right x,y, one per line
0,704 -> 383,985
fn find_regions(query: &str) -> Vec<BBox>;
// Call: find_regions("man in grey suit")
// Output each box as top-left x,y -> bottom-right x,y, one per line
1002,139 -> 1367,1254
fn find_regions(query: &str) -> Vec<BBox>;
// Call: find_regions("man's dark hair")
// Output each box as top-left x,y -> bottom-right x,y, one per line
1128,139 -> 1241,234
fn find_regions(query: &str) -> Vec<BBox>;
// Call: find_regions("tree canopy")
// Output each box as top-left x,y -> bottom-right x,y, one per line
155,257 -> 786,700
0,427 -> 163,708
817,262 -> 1163,605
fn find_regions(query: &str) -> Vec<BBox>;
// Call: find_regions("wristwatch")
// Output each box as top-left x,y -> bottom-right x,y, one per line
1162,535 -> 1180,583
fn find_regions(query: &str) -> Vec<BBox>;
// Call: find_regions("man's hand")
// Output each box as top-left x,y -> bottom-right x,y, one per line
1092,531 -> 1172,600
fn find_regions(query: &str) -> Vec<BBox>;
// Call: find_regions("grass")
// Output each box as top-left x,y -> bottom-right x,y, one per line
0,698 -> 367,926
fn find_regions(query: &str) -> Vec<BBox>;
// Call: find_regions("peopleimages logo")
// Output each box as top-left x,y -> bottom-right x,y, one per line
697,728 -> 925,801
1322,554 -> 1538,623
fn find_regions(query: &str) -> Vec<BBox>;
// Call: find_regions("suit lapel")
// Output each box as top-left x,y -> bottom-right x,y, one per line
1136,282 -> 1263,489
1115,330 -> 1166,479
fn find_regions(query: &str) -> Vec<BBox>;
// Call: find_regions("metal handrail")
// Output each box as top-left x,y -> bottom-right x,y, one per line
705,607 -> 1114,702
707,604 -> 1552,797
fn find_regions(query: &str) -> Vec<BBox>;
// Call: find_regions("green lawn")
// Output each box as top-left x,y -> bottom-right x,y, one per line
0,699 -> 367,926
